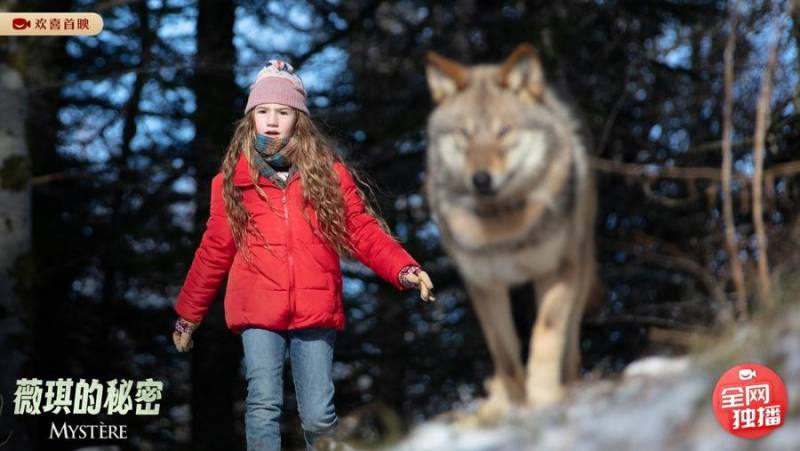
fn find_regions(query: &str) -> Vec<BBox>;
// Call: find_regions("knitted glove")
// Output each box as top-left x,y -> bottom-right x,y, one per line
398,265 -> 436,302
172,317 -> 199,352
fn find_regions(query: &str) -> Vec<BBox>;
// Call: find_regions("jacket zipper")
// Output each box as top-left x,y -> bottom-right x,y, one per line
281,183 -> 295,323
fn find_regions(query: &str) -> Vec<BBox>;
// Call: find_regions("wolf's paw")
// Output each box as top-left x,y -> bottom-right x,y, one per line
476,393 -> 514,423
525,383 -> 565,409
447,395 -> 513,430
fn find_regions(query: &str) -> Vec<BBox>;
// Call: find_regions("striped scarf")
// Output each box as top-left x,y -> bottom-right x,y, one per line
253,133 -> 296,188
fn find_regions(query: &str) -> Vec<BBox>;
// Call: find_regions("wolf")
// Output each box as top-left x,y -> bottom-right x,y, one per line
424,43 -> 599,419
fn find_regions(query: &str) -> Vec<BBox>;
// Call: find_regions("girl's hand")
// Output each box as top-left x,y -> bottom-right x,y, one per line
401,268 -> 436,303
173,317 -> 199,352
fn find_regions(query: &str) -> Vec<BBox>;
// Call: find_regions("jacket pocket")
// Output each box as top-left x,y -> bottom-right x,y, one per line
291,244 -> 335,290
231,251 -> 284,290
307,243 -> 340,274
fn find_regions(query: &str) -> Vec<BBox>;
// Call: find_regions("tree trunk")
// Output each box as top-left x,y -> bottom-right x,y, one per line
188,1 -> 242,449
0,62 -> 35,451
720,4 -> 748,321
4,1 -> 73,449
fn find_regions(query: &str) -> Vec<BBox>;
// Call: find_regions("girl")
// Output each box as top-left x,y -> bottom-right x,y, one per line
171,59 -> 435,451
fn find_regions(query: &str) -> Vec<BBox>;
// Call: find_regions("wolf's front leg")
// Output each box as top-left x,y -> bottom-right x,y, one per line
526,256 -> 591,407
463,281 -> 525,422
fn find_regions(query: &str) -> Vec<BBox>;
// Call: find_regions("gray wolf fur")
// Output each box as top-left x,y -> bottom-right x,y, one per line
424,43 -> 599,419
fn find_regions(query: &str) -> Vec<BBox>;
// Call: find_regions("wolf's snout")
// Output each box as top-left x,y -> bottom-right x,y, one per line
472,171 -> 494,195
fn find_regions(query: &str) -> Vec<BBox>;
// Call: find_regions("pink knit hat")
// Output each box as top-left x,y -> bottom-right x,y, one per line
244,59 -> 309,115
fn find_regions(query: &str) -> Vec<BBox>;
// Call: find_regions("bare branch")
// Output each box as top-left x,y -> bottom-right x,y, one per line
641,179 -> 699,207
30,172 -> 95,185
635,252 -> 734,324
649,327 -> 711,347
751,2 -> 786,310
583,315 -> 709,333
603,237 -> 734,325
721,0 -> 748,321
590,156 -> 800,184
595,72 -> 629,155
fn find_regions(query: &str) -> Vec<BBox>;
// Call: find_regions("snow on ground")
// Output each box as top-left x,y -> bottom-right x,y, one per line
380,301 -> 800,451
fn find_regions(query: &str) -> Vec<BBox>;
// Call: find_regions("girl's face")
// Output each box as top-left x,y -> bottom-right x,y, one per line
253,103 -> 298,140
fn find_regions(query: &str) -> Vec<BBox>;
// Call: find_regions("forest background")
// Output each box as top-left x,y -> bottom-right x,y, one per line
1,0 -> 798,449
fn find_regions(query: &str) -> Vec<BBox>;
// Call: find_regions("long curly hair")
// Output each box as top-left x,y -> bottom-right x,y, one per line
218,109 -> 396,265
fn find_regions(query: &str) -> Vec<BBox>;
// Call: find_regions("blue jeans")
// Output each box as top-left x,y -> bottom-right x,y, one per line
241,327 -> 338,451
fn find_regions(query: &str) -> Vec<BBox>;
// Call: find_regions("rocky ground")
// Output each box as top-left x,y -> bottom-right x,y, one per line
363,297 -> 800,451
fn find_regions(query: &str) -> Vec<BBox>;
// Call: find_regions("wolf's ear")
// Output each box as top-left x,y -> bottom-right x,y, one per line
498,43 -> 544,101
426,51 -> 469,104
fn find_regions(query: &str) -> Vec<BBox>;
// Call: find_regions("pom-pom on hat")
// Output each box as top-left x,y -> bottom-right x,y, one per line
244,59 -> 309,115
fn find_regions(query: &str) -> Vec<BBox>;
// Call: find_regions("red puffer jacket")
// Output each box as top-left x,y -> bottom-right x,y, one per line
175,153 -> 420,333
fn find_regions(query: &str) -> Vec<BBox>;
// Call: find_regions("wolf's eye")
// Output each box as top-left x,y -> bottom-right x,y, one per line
458,127 -> 470,137
497,125 -> 511,138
